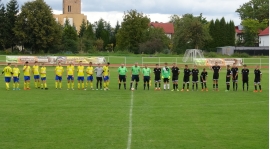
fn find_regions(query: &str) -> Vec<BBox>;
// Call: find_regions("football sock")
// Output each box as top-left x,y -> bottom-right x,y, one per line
183,84 -> 185,89
124,83 -> 126,89
135,83 -> 138,89
247,83 -> 249,91
106,82 -> 109,88
16,83 -> 19,88
35,82 -> 37,88
44,83 -> 47,88
68,83 -> 70,89
213,84 -> 215,89
236,83 -> 238,91
100,82 -> 102,89
192,84 -> 194,90
173,84 -> 175,90
130,83 -> 132,89
159,83 -> 161,88
164,84 -> 166,89
72,82 -> 74,89
176,84 -> 178,89
201,83 -> 204,89
59,82 -> 62,88
119,83 -> 121,89
204,83 -> 207,89
41,84 -> 43,88
259,85 -> 261,90
255,85 -> 257,90
103,82 -> 107,88
97,82 -> 99,89
155,82 -> 157,88
13,83 -> 15,89
78,83 -> 81,89
196,83 -> 198,90
82,83 -> 84,89
187,83 -> 189,89
6,83 -> 9,89
147,83 -> 149,90
27,82 -> 30,88
144,83 -> 146,90
55,82 -> 58,88
233,82 -> 235,90
90,82 -> 93,88
216,84 -> 218,89
24,82 -> 26,89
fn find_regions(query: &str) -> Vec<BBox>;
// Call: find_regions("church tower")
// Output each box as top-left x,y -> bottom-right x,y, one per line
63,0 -> 81,14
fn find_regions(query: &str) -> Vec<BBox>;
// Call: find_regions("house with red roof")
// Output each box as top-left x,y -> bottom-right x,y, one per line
235,25 -> 244,44
150,22 -> 174,39
259,27 -> 269,47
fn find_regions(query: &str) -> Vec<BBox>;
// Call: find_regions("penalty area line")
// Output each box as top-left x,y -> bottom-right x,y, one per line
127,90 -> 134,149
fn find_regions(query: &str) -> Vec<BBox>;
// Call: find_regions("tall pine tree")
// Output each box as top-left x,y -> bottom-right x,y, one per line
0,0 -> 7,50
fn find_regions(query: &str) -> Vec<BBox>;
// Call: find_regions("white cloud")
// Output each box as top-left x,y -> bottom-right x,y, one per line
8,0 -> 250,26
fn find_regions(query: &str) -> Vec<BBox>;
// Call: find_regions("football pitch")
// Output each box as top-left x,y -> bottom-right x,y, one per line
0,65 -> 268,149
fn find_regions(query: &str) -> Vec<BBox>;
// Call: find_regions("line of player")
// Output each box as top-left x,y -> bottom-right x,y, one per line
2,61 -> 262,92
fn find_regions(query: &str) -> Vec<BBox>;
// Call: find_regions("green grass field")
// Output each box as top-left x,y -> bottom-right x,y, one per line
0,65 -> 268,149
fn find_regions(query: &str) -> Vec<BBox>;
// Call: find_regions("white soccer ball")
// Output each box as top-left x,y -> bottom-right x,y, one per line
131,88 -> 134,91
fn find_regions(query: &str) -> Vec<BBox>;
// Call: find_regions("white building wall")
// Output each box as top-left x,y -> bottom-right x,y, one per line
259,36 -> 269,46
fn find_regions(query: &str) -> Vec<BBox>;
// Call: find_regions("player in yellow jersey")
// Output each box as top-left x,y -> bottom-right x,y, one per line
32,61 -> 40,88
2,63 -> 12,90
12,64 -> 20,90
40,63 -> 48,90
66,62 -> 75,90
86,62 -> 94,90
55,62 -> 64,89
103,62 -> 110,90
23,61 -> 31,90
77,61 -> 85,90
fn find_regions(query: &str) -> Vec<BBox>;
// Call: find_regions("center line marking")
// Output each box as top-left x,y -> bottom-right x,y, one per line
127,91 -> 134,149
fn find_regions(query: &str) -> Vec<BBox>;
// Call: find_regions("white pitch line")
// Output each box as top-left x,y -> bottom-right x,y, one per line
127,91 -> 134,149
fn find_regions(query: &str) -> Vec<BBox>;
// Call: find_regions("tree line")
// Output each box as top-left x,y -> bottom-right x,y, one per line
0,0 -> 268,54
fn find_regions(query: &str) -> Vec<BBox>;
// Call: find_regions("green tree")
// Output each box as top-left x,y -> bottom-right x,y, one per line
219,17 -> 227,46
116,9 -> 150,53
14,0 -> 61,53
6,0 -> 19,52
171,14 -> 211,53
242,19 -> 268,46
0,0 -> 7,50
110,21 -> 120,50
228,20 -> 236,46
78,19 -> 87,52
61,19 -> 78,53
236,0 -> 269,23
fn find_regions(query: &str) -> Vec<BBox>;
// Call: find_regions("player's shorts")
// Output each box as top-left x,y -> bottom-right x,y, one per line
172,76 -> 178,82
41,77 -> 46,81
34,75 -> 40,79
192,76 -> 199,83
232,76 -> 238,82
77,76 -> 84,81
131,75 -> 139,82
67,75 -> 74,81
119,75 -> 126,82
144,76 -> 150,82
13,77 -> 19,82
55,75 -> 62,81
154,76 -> 161,82
96,77 -> 102,82
163,78 -> 169,82
226,77 -> 230,83
5,77 -> 11,83
103,76 -> 109,81
254,78 -> 260,84
24,76 -> 30,81
243,78 -> 248,83
87,76 -> 93,81
213,73 -> 219,80
183,76 -> 190,83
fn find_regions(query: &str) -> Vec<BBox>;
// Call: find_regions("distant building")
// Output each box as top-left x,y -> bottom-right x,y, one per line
259,27 -> 269,47
235,25 -> 244,44
53,0 -> 87,31
150,22 -> 174,39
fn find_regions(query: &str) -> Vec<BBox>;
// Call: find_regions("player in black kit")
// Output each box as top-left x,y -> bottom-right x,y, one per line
200,68 -> 208,91
211,62 -> 221,91
153,64 -> 161,90
191,65 -> 199,91
225,65 -> 232,92
181,65 -> 191,91
171,63 -> 180,91
241,64 -> 249,91
254,65 -> 262,92
231,63 -> 239,91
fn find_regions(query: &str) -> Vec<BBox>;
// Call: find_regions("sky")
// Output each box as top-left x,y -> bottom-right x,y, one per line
3,0 -> 249,26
